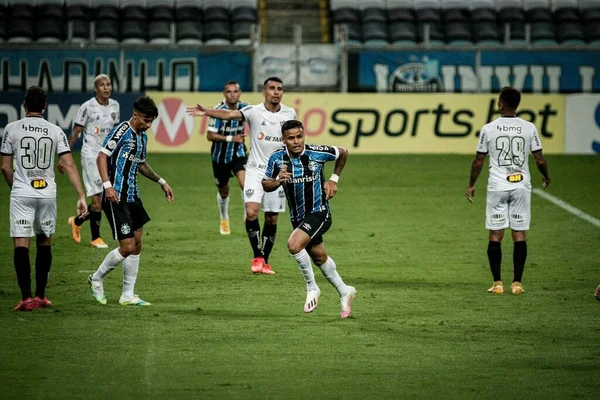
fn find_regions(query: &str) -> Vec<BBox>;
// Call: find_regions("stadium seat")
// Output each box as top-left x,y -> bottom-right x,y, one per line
362,21 -> 388,45
93,0 -> 119,44
497,0 -> 526,23
445,21 -> 472,45
531,21 -> 557,45
36,0 -> 65,43
9,0 -> 34,18
204,0 -> 230,22
231,6 -> 257,23
471,0 -> 497,22
442,0 -> 471,23
415,0 -> 442,23
417,22 -> 444,45
331,0 -> 359,24
7,0 -> 35,42
175,0 -> 202,45
0,0 -> 8,42
508,21 -> 526,45
584,22 -> 600,44
66,0 -> 92,43
120,0 -> 147,44
552,0 -> 579,22
148,0 -> 174,45
345,22 -> 362,44
579,0 -> 600,22
387,0 -> 414,22
231,21 -> 254,44
557,21 -> 585,44
390,21 -> 417,45
203,21 -> 230,44
473,21 -> 503,46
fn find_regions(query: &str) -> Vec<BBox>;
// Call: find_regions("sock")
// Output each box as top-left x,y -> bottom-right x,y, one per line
122,254 -> 140,299
14,247 -> 32,300
487,241 -> 502,282
92,248 -> 125,281
74,203 -> 93,226
89,210 -> 102,240
245,219 -> 263,258
317,256 -> 348,297
513,241 -> 527,282
262,223 -> 277,263
292,250 -> 318,291
217,193 -> 230,220
34,245 -> 52,299
241,191 -> 247,220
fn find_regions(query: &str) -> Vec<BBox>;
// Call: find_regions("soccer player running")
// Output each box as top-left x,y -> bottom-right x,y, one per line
262,120 -> 357,319
1,86 -> 87,311
64,74 -> 119,248
187,77 -> 296,275
88,96 -> 174,306
207,81 -> 248,235
466,87 -> 551,295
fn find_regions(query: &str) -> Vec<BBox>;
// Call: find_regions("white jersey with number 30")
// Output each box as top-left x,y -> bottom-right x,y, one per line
476,116 -> 543,192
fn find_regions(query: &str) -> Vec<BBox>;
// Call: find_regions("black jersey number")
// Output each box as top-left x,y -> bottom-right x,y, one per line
20,137 -> 53,169
496,136 -> 526,167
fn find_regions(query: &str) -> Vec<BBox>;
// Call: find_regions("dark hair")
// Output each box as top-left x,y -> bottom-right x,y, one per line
24,86 -> 47,113
281,120 -> 303,135
499,87 -> 521,110
133,96 -> 158,118
263,76 -> 283,87
224,80 -> 239,89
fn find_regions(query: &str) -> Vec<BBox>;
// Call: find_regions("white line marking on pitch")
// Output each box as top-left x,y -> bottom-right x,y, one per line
78,270 -> 96,273
533,189 -> 600,228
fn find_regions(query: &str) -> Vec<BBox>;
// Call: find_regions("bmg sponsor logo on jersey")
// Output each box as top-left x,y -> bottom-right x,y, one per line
496,125 -> 522,134
21,124 -> 49,135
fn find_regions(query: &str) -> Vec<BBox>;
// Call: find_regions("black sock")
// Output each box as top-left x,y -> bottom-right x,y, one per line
261,223 -> 277,263
14,247 -> 32,300
74,204 -> 93,226
90,210 -> 102,240
245,219 -> 263,258
513,241 -> 527,282
487,241 -> 502,282
35,245 -> 52,299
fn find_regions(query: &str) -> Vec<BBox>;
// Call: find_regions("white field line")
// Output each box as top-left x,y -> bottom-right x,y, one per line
533,189 -> 600,228
78,270 -> 97,273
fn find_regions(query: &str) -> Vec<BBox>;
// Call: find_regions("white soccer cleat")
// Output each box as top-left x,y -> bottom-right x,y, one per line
304,288 -> 321,313
119,295 -> 151,306
340,286 -> 357,319
88,274 -> 107,305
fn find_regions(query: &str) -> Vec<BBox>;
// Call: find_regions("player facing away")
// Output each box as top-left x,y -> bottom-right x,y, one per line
206,81 -> 248,235
1,86 -> 88,311
187,77 -> 297,275
64,74 -> 119,248
262,120 -> 357,319
88,96 -> 174,306
466,87 -> 551,295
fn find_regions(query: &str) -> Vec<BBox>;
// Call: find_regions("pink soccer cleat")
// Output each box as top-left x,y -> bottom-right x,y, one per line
260,263 -> 276,275
33,296 -> 52,308
250,257 -> 266,273
14,297 -> 36,311
340,286 -> 357,319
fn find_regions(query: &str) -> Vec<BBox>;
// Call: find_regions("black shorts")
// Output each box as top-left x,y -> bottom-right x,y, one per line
212,157 -> 247,188
103,200 -> 151,241
292,211 -> 332,249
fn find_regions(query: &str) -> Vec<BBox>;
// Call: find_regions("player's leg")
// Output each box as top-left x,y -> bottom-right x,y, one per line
508,188 -> 531,295
10,197 -> 36,310
287,228 -> 319,312
119,202 -> 151,305
89,193 -> 108,248
261,186 -> 286,273
32,198 -> 56,307
486,191 -> 510,294
214,162 -> 231,234
244,168 -> 267,272
233,158 -> 247,221
69,156 -> 94,243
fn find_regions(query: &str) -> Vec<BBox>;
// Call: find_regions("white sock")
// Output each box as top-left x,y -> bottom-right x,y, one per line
122,254 -> 140,299
92,248 -> 125,281
318,256 -> 348,297
292,250 -> 319,291
217,193 -> 229,220
241,190 -> 247,220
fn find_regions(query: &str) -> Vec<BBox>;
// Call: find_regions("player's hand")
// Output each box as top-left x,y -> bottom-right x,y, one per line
324,180 -> 337,200
186,104 -> 206,117
277,164 -> 291,184
466,186 -> 475,203
77,197 -> 88,217
542,177 -> 551,188
57,161 -> 65,175
162,183 -> 174,202
105,187 -> 119,203
232,134 -> 246,143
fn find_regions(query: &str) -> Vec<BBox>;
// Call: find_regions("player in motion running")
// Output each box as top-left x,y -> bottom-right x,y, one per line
262,120 -> 357,319
65,74 -> 120,248
1,86 -> 87,311
88,96 -> 174,306
466,87 -> 551,295
187,77 -> 296,275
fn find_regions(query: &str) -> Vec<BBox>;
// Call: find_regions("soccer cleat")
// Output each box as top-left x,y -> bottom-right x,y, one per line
250,257 -> 266,273
68,216 -> 81,243
304,288 -> 320,313
340,286 -> 357,319
260,263 -> 276,275
220,219 -> 231,235
511,281 -> 525,295
119,295 -> 151,306
14,297 -> 36,311
90,238 -> 109,248
88,274 -> 107,305
33,296 -> 52,308
488,280 -> 503,294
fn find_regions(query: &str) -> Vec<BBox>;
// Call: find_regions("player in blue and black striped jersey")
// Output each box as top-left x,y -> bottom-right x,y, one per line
88,96 -> 174,307
262,120 -> 357,319
206,81 -> 248,235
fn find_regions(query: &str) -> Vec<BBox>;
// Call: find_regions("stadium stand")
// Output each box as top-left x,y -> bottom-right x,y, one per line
66,0 -> 92,43
231,0 -> 257,45
0,0 -> 7,43
94,0 -> 119,44
121,0 -> 148,44
204,0 -> 231,44
7,0 -> 36,43
175,0 -> 203,45
148,0 -> 174,45
37,0 -> 65,43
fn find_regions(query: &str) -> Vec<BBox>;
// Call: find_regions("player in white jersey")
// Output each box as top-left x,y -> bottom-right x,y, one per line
466,87 -> 551,296
188,77 -> 297,275
1,86 -> 87,311
65,74 -> 120,249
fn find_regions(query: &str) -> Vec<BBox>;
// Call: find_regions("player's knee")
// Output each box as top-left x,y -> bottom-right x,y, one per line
287,238 -> 303,255
246,207 -> 259,220
265,213 -> 278,225
119,241 -> 136,257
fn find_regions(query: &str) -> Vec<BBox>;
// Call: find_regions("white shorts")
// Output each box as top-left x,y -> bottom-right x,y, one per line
10,196 -> 57,237
244,167 -> 286,213
486,189 -> 531,231
82,155 -> 102,197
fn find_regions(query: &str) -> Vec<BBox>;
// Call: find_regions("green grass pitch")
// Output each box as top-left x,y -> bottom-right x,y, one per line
1,154 -> 599,399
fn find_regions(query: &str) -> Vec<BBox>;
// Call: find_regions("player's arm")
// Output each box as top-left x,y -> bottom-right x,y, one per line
138,161 -> 174,201
532,150 -> 551,188
96,152 -> 118,203
1,154 -> 13,188
187,104 -> 243,121
466,152 -> 486,203
324,146 -> 348,200
262,156 -> 290,192
59,152 -> 88,216
68,124 -> 84,149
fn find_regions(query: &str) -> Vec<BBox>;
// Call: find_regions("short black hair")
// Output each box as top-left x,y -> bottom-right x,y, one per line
133,96 -> 158,118
224,80 -> 239,89
281,120 -> 303,135
499,87 -> 521,110
24,86 -> 47,113
263,76 -> 283,87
